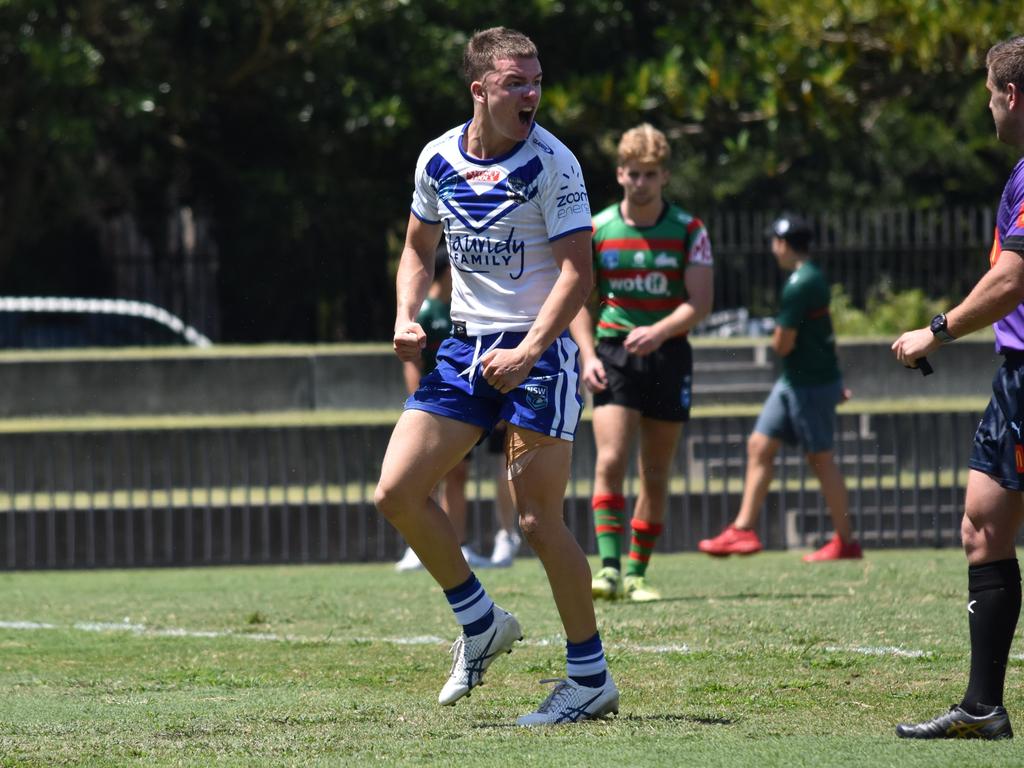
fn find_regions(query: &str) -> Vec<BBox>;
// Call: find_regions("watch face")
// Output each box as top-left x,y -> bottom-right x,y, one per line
930,314 -> 945,333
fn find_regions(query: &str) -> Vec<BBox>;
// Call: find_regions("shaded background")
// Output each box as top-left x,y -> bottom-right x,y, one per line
1,0 -> 1019,343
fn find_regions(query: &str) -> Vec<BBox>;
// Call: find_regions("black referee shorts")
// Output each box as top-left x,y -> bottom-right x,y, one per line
970,354 -> 1024,491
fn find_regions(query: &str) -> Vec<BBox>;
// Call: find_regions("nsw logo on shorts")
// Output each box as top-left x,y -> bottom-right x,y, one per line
525,383 -> 549,411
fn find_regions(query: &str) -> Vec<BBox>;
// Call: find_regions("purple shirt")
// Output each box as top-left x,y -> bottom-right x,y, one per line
992,157 -> 1024,353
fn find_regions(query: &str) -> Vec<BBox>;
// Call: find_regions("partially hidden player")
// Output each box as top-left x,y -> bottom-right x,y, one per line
395,248 -> 522,572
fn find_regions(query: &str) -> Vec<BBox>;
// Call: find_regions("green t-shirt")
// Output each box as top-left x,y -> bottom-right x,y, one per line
776,261 -> 840,386
416,296 -> 451,371
591,201 -> 713,339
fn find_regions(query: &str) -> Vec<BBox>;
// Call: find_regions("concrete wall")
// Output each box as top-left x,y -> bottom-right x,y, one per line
836,339 -> 999,399
0,350 -> 408,416
0,338 -> 1000,417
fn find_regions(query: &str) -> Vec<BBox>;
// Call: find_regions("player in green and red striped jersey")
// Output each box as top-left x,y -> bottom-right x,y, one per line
569,124 -> 713,602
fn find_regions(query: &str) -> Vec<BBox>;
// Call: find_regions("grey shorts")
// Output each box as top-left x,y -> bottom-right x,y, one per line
753,378 -> 842,454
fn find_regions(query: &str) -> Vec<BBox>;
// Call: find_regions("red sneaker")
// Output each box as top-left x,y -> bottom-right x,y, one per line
802,534 -> 863,562
698,525 -> 763,557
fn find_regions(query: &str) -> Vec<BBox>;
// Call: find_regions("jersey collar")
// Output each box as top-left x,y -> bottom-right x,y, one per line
458,120 -> 531,166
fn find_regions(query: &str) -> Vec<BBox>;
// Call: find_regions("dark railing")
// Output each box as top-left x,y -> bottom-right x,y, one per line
75,205 -> 996,349
0,410 -> 986,570
101,209 -> 221,342
707,206 -> 994,317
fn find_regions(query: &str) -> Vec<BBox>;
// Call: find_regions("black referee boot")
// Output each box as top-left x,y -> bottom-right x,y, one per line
896,704 -> 1013,740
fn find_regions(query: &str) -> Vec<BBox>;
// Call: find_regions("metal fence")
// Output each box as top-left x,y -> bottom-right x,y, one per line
83,205 -> 996,347
101,208 -> 221,342
0,409 -> 983,570
707,206 -> 994,317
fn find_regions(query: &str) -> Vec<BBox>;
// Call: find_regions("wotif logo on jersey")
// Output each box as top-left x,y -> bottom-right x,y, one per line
608,272 -> 670,295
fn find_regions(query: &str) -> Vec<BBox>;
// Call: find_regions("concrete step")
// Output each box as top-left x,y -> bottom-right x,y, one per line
693,360 -> 776,387
691,344 -> 769,365
691,381 -> 775,404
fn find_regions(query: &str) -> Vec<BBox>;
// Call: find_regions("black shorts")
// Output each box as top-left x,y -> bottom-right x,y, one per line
485,421 -> 507,454
592,337 -> 692,421
969,354 -> 1024,490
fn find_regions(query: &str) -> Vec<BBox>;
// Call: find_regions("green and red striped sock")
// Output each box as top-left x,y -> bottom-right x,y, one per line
593,493 -> 626,570
626,519 -> 663,578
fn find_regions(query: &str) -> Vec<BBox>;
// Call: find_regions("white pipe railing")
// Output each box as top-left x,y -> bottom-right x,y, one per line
0,296 -> 211,347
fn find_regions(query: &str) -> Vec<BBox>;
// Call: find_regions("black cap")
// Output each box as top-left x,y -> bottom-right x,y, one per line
768,213 -> 813,246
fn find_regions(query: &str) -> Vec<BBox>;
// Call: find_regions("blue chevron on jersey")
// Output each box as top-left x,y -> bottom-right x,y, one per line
424,155 -> 545,235
411,121 -> 592,335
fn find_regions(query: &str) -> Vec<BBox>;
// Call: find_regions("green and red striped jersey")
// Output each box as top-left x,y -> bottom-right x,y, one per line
591,202 -> 713,339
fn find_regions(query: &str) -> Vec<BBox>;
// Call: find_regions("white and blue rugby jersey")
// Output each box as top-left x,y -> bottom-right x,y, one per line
411,121 -> 592,335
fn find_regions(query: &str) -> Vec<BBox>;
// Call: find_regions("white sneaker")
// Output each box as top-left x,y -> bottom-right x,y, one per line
461,545 -> 493,570
490,529 -> 521,567
395,547 -> 423,572
516,675 -> 620,726
438,606 -> 522,706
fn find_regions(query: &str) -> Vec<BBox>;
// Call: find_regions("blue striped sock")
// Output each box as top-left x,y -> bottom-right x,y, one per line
566,632 -> 607,687
443,573 -> 494,636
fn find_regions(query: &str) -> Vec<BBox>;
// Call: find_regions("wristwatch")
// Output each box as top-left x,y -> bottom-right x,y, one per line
930,313 -> 955,343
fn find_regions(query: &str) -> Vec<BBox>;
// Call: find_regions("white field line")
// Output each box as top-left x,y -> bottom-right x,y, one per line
0,619 -> 953,658
0,620 -> 57,630
824,645 -> 928,658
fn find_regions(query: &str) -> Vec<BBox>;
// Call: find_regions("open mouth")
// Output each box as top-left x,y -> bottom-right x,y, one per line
518,109 -> 534,126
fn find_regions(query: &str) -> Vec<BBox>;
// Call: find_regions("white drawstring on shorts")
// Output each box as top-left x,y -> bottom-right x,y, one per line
459,332 -> 505,386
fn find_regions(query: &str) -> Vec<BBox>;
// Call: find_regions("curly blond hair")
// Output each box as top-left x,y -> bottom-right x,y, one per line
617,124 -> 670,167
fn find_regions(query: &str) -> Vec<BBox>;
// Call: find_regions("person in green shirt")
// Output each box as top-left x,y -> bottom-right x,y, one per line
570,124 -> 714,601
395,250 -> 522,572
699,214 -> 862,561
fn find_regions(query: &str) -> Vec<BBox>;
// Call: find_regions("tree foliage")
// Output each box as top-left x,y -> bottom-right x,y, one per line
0,1 -> 1019,341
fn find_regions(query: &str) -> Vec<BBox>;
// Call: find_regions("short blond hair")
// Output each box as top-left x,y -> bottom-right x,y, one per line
617,123 -> 670,167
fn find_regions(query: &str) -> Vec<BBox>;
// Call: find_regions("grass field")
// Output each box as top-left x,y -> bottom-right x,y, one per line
1,550 -> 1022,766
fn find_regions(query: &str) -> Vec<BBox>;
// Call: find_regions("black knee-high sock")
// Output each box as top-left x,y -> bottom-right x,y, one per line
961,558 -> 1021,713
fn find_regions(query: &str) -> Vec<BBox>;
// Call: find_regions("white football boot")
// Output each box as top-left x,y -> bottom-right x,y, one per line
438,606 -> 522,705
516,675 -> 620,726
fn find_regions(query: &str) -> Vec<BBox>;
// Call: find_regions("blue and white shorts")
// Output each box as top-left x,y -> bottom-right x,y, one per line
405,329 -> 583,442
